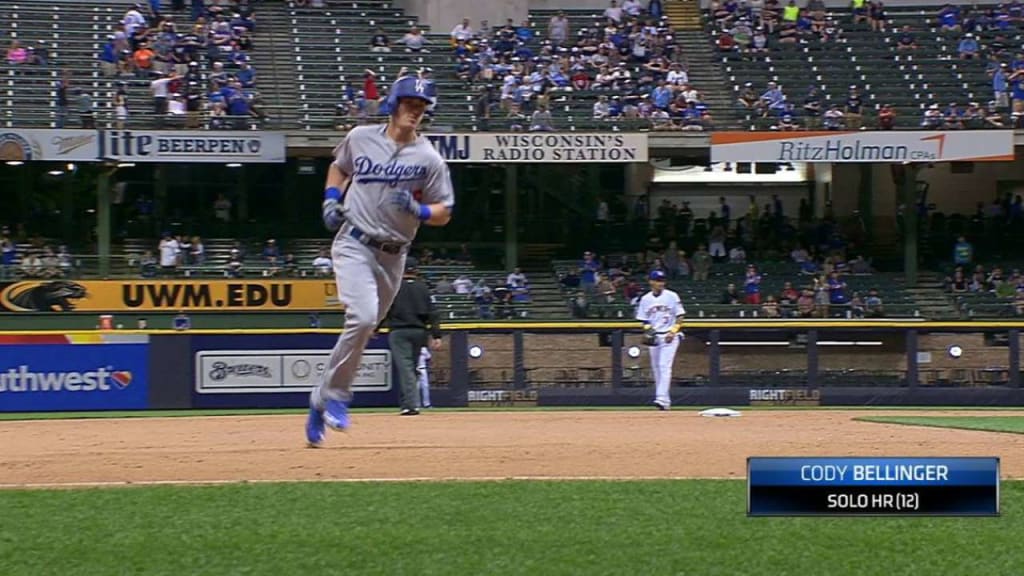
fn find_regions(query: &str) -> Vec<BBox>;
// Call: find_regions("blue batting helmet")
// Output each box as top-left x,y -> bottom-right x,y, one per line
386,76 -> 436,112
649,270 -> 666,281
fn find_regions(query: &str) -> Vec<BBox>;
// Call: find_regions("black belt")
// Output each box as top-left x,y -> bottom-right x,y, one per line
350,226 -> 406,255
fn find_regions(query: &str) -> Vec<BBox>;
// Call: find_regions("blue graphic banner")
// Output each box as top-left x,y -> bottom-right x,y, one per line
748,457 -> 999,487
747,457 -> 1000,516
0,344 -> 149,411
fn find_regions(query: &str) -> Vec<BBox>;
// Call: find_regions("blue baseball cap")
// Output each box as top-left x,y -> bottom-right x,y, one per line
649,270 -> 666,281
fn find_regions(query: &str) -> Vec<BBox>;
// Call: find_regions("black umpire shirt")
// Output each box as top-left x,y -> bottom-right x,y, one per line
386,277 -> 442,339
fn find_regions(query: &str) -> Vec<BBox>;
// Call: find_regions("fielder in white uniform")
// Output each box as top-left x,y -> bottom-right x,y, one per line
306,76 -> 454,447
417,346 -> 432,408
635,269 -> 685,410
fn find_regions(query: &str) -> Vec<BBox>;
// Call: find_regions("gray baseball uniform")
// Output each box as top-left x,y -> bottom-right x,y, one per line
313,125 -> 454,405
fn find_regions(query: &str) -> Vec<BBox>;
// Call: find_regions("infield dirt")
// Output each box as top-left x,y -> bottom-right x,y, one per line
1,410 -> 1022,487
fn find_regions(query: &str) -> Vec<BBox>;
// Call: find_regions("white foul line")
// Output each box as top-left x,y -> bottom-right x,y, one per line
0,475 -> 742,490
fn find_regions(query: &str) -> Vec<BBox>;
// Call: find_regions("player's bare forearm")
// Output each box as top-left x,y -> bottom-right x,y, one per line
423,204 -> 452,226
669,315 -> 685,334
325,162 -> 349,190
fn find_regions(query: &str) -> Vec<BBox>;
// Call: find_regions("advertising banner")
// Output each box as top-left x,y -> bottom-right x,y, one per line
189,334 -> 398,409
0,129 -> 96,162
426,133 -> 648,163
0,279 -> 338,312
0,129 -> 286,163
195,349 -> 391,394
0,342 -> 149,411
710,131 -> 1015,163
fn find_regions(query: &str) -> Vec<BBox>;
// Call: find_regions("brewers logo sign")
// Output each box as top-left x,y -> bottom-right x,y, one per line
0,132 -> 38,162
0,280 -> 339,312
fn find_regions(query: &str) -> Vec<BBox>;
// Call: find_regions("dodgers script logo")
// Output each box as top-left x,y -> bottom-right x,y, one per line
208,361 -> 273,381
353,155 -> 427,186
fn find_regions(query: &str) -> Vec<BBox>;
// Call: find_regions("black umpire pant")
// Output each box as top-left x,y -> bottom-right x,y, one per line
390,328 -> 427,410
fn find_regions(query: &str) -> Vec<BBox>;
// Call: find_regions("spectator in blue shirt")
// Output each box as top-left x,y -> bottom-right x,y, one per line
744,265 -> 762,304
100,35 -> 118,76
938,4 -> 961,33
236,61 -> 255,88
958,33 -> 979,59
515,20 -> 533,42
827,272 -> 848,306
759,81 -> 785,116
994,63 -> 1010,109
1010,76 -> 1024,111
579,251 -> 600,291
652,81 -> 672,109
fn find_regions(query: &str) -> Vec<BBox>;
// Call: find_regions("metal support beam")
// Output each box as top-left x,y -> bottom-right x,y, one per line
449,331 -> 469,400
902,164 -> 919,285
504,165 -> 518,270
1010,329 -> 1020,388
611,330 -> 623,389
807,330 -> 818,389
512,330 -> 525,389
906,330 -> 919,388
96,168 -> 112,278
708,330 -> 721,386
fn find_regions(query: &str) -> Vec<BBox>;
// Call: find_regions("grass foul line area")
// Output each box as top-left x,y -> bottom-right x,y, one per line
1,480 -> 1020,576
857,415 -> 1024,435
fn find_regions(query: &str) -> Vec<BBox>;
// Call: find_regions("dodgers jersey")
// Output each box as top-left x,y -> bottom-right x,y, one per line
636,289 -> 685,332
332,125 -> 455,243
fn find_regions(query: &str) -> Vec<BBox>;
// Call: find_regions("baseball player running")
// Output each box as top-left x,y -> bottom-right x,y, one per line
636,270 -> 685,410
417,346 -> 432,408
306,75 -> 455,446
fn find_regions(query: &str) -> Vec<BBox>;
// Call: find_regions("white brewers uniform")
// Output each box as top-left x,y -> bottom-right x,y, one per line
417,346 -> 431,407
313,124 -> 455,405
635,288 -> 685,408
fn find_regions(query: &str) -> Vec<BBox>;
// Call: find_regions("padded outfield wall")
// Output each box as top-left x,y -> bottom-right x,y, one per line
0,321 -> 1020,412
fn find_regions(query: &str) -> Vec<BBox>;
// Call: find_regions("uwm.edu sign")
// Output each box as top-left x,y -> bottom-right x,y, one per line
0,280 -> 339,312
711,131 -> 1015,163
426,133 -> 648,163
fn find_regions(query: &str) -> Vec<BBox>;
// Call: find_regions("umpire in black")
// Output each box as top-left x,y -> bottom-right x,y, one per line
385,257 -> 442,415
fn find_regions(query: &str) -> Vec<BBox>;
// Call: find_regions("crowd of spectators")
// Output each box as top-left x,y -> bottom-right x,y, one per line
90,1 -> 264,129
560,241 -> 881,319
440,1 -> 713,131
944,234 -> 1024,315
0,225 -> 75,280
712,1 -> 1024,130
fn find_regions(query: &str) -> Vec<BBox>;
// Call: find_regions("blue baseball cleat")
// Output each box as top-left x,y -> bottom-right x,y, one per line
306,405 -> 326,447
323,398 -> 350,431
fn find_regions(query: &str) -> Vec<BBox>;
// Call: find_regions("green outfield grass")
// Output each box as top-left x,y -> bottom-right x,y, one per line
859,415 -> 1024,435
0,480 -> 1017,576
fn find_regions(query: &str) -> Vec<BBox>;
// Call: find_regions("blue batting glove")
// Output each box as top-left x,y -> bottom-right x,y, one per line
323,199 -> 346,232
390,189 -> 431,221
323,186 -> 347,231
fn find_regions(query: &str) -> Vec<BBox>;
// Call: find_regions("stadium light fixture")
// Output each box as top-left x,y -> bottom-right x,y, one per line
66,163 -> 76,171
627,346 -> 641,359
468,345 -> 484,359
47,169 -> 64,176
948,345 -> 963,358
5,160 -> 24,166
116,162 -> 136,168
226,162 -> 243,168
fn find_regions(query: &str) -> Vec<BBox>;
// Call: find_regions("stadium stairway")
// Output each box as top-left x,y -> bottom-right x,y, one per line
663,0 -> 703,31
674,30 -> 737,126
911,271 -> 963,320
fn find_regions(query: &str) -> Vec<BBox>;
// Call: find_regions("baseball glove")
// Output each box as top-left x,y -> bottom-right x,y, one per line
642,326 -> 657,346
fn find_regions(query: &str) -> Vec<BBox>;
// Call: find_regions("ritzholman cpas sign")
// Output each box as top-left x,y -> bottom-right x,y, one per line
710,131 -> 1015,163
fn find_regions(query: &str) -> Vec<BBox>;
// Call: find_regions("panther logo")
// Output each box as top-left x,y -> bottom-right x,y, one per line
1,281 -> 88,312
